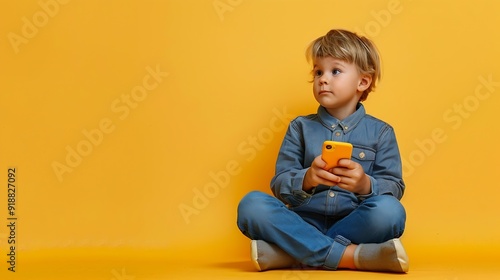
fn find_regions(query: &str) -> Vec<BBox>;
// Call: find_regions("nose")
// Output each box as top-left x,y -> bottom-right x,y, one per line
319,74 -> 328,85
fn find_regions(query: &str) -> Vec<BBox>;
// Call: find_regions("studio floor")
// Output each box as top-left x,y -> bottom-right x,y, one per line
10,260 -> 500,280
8,248 -> 500,280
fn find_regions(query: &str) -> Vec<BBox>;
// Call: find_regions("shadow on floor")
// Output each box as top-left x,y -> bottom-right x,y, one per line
207,260 -> 256,272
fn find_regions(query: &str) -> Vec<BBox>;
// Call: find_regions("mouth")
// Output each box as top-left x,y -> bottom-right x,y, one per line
318,90 -> 332,95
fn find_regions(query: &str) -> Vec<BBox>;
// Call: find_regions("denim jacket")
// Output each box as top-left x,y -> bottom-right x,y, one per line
270,103 -> 405,216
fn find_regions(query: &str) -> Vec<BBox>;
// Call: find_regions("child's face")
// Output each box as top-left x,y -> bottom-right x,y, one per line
312,56 -> 370,120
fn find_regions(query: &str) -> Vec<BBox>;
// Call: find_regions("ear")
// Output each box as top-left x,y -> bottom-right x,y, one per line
357,74 -> 372,92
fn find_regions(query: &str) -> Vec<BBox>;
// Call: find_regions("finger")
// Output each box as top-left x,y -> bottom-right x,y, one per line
336,178 -> 355,191
337,159 -> 354,169
316,170 -> 341,185
314,155 -> 329,170
331,166 -> 345,176
322,170 -> 341,182
336,183 -> 353,192
331,166 -> 352,178
312,175 -> 335,187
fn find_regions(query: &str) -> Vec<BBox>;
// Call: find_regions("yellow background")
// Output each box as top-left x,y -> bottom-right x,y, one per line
1,0 -> 500,278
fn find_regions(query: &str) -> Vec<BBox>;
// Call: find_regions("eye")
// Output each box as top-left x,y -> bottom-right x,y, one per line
314,70 -> 323,77
332,69 -> 341,75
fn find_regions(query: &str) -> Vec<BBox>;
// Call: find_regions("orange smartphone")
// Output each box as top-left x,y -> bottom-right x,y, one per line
321,141 -> 353,170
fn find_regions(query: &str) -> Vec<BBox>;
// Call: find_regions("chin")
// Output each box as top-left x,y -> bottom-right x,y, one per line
315,96 -> 335,106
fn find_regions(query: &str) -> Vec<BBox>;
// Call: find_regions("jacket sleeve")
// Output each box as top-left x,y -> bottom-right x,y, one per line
368,125 -> 405,199
270,120 -> 311,206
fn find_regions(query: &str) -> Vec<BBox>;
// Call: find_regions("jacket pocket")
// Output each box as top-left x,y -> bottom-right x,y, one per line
352,146 -> 376,174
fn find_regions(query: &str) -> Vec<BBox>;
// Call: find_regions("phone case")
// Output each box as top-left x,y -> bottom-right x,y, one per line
321,141 -> 353,170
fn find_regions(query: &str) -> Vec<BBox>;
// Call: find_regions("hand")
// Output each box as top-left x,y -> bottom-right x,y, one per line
331,159 -> 371,195
303,155 -> 341,192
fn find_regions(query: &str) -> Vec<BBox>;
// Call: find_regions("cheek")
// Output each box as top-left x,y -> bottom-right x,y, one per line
312,81 -> 318,91
312,84 -> 320,99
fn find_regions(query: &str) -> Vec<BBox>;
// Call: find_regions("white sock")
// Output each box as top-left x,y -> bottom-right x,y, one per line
354,238 -> 409,273
251,240 -> 298,271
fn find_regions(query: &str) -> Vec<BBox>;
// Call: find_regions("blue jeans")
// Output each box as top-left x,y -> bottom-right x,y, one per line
237,191 -> 406,270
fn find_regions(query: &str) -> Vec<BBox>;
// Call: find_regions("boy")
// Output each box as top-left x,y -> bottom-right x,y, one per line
237,29 -> 409,273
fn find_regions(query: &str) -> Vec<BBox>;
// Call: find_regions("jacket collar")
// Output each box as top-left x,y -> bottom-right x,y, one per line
317,103 -> 366,133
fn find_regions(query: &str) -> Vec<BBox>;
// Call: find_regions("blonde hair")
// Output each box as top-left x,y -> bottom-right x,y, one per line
306,29 -> 381,101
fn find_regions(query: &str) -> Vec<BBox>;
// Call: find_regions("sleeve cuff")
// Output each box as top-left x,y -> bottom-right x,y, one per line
356,175 -> 378,200
282,168 -> 311,206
